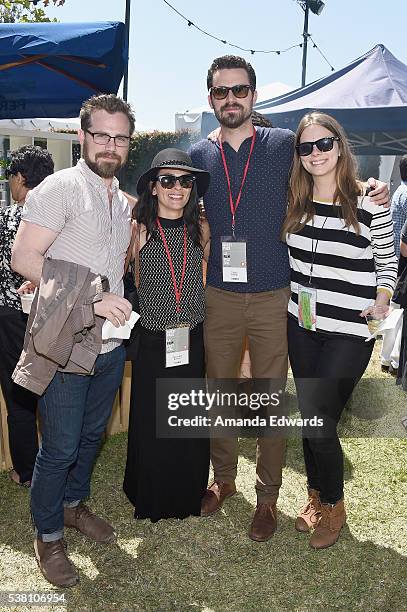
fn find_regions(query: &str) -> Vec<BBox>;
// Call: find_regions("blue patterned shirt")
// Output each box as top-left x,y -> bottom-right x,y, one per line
190,127 -> 294,292
401,218 -> 407,244
390,181 -> 407,258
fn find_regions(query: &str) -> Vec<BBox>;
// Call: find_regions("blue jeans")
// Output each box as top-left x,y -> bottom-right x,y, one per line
31,345 -> 125,542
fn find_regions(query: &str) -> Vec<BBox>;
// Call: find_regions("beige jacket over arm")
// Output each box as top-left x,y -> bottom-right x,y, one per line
13,258 -> 107,396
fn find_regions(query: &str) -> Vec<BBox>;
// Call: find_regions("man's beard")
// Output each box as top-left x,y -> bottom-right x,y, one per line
214,102 -> 252,129
83,142 -> 123,178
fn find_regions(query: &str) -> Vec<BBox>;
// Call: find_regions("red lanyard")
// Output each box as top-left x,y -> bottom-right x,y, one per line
219,127 -> 256,235
156,219 -> 187,315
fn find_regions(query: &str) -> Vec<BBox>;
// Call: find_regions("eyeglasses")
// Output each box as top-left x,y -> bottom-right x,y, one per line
210,84 -> 254,100
296,136 -> 340,157
85,130 -> 130,147
155,174 -> 196,189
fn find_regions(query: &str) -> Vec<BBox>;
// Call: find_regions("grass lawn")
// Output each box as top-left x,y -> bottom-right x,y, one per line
0,340 -> 406,612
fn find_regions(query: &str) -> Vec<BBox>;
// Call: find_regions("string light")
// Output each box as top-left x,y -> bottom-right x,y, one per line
162,0 -> 302,56
309,36 -> 335,71
161,1 -> 335,74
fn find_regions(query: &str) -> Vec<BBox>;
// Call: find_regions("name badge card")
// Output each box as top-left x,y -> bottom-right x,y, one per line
298,284 -> 317,332
222,237 -> 247,283
165,325 -> 190,368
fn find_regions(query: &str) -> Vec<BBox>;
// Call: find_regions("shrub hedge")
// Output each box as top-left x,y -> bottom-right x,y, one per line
122,129 -> 201,195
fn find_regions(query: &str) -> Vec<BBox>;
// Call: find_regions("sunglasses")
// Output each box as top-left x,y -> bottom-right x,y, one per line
296,136 -> 340,157
155,174 -> 196,189
210,84 -> 254,100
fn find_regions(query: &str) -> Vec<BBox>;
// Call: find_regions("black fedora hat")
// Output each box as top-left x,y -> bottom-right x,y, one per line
136,148 -> 210,197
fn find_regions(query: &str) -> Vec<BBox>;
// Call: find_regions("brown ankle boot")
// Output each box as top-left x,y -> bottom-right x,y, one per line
309,499 -> 346,549
64,504 -> 116,543
295,488 -> 321,533
248,503 -> 277,542
34,537 -> 79,588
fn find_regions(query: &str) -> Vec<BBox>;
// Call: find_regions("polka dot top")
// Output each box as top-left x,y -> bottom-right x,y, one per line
190,127 -> 295,293
138,217 -> 205,331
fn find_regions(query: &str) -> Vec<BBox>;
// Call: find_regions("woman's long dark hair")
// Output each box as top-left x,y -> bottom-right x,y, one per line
135,180 -> 202,246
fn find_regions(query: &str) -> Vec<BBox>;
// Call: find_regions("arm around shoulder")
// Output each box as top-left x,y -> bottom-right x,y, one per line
200,217 -> 211,262
122,191 -> 138,211
200,217 -> 210,245
401,219 -> 407,257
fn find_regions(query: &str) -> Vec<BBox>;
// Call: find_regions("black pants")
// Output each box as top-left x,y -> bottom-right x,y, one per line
0,306 -> 38,483
288,316 -> 374,504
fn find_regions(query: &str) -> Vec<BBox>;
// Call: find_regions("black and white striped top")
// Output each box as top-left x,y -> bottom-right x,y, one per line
286,197 -> 398,339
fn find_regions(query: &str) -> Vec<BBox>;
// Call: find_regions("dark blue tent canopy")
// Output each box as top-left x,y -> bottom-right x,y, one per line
0,22 -> 127,119
201,45 -> 407,155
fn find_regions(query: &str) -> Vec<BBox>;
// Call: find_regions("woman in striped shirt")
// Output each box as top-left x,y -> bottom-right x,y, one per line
282,112 -> 398,549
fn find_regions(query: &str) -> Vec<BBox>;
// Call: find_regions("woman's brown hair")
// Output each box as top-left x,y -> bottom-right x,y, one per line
281,112 -> 362,240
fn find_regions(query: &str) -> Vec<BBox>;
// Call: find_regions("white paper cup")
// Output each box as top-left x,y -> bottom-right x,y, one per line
20,293 -> 34,314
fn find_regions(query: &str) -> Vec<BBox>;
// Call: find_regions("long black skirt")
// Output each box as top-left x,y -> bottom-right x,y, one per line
123,323 -> 209,522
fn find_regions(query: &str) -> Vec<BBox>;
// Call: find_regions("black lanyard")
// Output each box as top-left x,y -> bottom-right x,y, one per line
309,216 -> 328,284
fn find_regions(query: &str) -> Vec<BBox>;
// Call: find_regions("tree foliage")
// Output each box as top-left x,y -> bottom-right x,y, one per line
0,0 -> 65,23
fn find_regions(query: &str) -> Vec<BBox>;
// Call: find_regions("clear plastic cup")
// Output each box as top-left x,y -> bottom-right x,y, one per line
365,305 -> 389,335
20,292 -> 34,314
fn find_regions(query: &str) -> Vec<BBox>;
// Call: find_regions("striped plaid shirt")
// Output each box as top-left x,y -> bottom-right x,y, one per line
22,158 -> 132,353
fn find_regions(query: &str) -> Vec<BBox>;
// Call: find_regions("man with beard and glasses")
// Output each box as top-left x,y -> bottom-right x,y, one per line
11,94 -> 135,587
189,55 -> 390,543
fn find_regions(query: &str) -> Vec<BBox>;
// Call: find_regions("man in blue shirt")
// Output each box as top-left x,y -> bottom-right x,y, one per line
190,55 -> 389,542
391,155 -> 407,259
380,156 -> 407,374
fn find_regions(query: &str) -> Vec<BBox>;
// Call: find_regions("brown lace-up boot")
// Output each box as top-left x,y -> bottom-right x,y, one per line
295,488 -> 322,533
64,503 -> 116,543
34,538 -> 79,588
309,498 -> 346,549
248,502 -> 277,542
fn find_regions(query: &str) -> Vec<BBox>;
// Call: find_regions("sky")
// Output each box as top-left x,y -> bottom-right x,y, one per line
45,0 -> 407,132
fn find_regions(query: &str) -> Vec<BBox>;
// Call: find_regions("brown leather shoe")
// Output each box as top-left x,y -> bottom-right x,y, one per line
309,499 -> 346,549
200,481 -> 236,517
249,503 -> 277,542
34,537 -> 79,588
295,488 -> 322,533
64,503 -> 116,543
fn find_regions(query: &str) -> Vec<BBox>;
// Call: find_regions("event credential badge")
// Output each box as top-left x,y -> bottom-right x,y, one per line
165,325 -> 190,368
222,237 -> 247,283
298,284 -> 317,331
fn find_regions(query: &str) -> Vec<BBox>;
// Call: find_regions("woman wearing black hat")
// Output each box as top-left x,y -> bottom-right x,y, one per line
123,148 -> 211,522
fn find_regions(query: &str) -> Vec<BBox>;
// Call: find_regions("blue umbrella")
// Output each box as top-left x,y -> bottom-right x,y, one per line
0,21 -> 127,119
